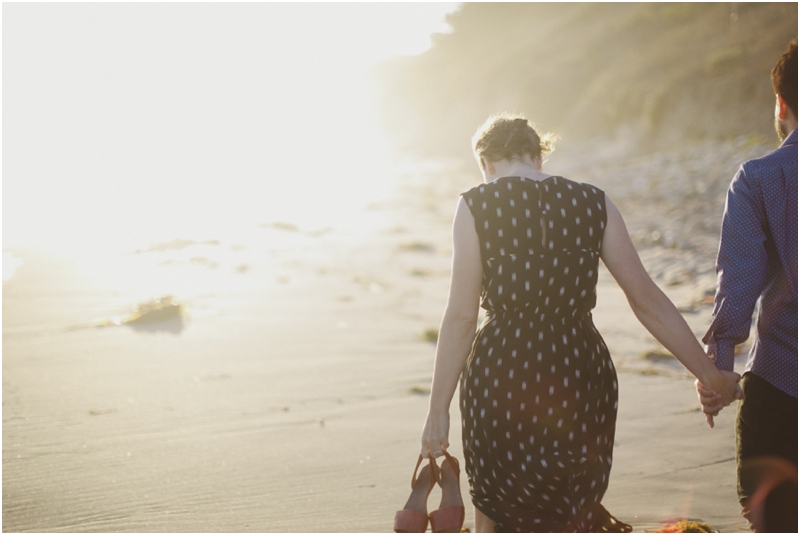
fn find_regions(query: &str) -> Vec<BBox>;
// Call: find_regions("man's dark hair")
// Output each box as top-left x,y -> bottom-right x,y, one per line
771,39 -> 798,118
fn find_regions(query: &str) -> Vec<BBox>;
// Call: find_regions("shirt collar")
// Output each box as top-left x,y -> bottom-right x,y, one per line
781,129 -> 797,147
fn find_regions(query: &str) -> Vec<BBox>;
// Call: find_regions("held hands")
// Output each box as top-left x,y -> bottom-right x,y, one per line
420,408 -> 450,458
695,370 -> 743,428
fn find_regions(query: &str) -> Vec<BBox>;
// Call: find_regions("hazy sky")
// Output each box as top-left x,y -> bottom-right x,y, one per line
3,3 -> 459,253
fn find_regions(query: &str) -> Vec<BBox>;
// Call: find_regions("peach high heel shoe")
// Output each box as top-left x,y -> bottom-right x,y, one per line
394,455 -> 438,533
429,449 -> 465,533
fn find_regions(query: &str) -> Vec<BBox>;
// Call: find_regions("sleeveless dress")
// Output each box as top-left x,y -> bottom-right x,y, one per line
459,176 -> 626,532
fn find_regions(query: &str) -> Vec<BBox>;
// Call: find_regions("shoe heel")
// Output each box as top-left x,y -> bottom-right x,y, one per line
394,455 -> 439,533
430,449 -> 465,533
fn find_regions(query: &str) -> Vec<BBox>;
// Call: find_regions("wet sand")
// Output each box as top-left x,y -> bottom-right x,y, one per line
2,139 -> 766,532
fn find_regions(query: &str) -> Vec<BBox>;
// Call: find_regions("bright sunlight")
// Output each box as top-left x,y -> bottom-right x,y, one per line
4,3 -> 458,255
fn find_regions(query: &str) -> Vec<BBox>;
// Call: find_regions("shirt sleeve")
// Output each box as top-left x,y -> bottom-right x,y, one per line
702,165 -> 769,371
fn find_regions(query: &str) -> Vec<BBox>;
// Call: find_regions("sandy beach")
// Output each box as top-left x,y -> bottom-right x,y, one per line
2,135 -> 768,533
7,3 -> 797,532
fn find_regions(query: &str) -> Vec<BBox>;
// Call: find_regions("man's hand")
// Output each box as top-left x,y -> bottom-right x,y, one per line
695,371 -> 744,428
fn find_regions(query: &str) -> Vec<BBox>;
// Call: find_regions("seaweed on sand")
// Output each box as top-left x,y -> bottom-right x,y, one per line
124,296 -> 184,324
651,519 -> 717,533
94,296 -> 186,334
398,241 -> 437,253
641,350 -> 674,362
421,327 -> 439,343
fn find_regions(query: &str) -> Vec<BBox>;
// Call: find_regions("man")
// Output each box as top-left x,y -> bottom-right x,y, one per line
698,40 -> 797,532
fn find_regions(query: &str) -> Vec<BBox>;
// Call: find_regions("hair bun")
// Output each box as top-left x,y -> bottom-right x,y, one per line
472,113 -> 557,170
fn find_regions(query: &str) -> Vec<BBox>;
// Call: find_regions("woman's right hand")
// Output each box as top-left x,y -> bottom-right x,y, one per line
420,408 -> 450,458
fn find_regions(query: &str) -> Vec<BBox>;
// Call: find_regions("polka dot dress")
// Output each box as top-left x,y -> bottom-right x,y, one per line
459,176 -> 626,532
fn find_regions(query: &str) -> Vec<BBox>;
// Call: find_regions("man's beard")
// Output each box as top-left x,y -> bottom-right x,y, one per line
775,116 -> 789,141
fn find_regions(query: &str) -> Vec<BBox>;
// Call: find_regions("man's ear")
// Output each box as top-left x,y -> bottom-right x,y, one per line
777,94 -> 790,120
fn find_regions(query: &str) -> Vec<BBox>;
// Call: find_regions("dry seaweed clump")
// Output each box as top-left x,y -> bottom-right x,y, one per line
124,296 -> 184,324
651,520 -> 717,533
641,349 -> 674,362
398,241 -> 436,253
422,328 -> 439,343
95,296 -> 185,328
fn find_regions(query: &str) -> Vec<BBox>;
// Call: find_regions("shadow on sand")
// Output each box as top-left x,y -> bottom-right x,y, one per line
126,315 -> 185,335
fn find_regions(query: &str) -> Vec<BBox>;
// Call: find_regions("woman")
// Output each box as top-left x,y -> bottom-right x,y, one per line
419,114 -> 741,532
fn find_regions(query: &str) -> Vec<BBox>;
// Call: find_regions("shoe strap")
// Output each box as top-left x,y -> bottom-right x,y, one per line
428,455 -> 439,490
410,454 -> 439,490
438,447 -> 460,483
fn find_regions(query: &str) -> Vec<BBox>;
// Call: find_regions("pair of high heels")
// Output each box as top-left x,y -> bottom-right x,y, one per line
394,449 -> 465,533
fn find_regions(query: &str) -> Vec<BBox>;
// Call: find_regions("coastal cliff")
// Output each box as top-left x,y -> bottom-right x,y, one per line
373,3 -> 798,159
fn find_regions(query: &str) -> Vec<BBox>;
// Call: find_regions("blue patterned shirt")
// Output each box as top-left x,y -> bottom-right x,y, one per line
703,130 -> 798,398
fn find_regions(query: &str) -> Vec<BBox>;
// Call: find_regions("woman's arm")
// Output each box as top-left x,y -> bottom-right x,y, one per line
420,197 -> 483,457
600,195 -> 741,406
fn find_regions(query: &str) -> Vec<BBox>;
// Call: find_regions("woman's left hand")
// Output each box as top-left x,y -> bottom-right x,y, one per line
420,408 -> 450,458
695,380 -> 723,413
696,371 -> 743,428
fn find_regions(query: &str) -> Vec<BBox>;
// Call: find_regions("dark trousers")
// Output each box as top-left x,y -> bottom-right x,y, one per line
736,372 -> 798,533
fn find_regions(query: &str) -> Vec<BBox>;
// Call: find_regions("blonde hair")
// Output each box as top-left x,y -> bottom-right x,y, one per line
472,113 -> 556,169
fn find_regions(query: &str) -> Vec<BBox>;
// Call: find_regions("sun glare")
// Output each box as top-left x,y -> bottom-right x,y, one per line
3,3 -> 458,260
